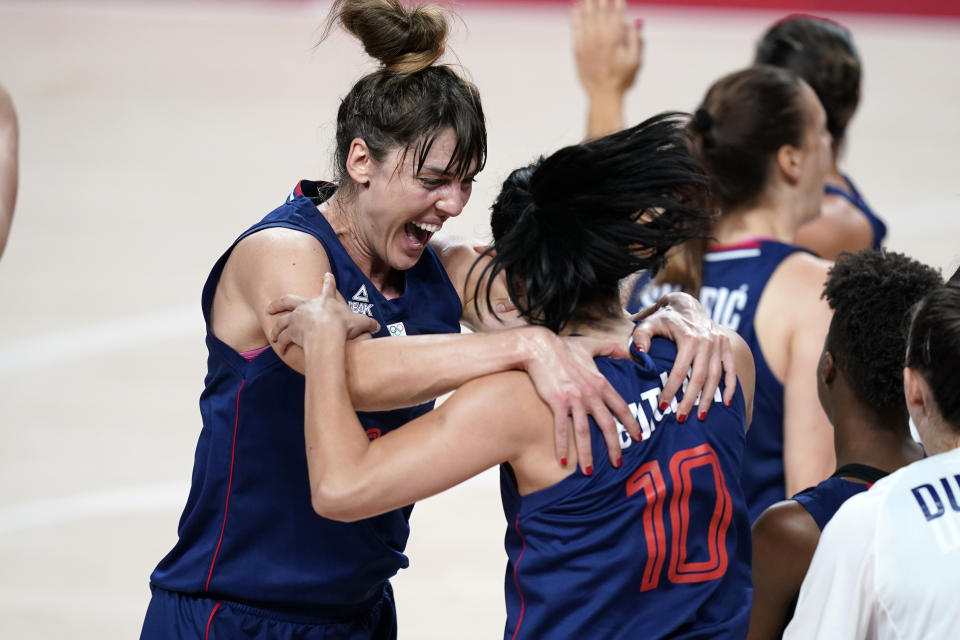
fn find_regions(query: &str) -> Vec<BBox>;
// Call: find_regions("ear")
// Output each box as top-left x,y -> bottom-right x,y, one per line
820,351 -> 836,386
776,144 -> 802,184
903,366 -> 928,413
345,138 -> 373,187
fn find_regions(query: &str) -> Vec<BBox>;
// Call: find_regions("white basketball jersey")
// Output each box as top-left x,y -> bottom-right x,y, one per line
785,447 -> 960,639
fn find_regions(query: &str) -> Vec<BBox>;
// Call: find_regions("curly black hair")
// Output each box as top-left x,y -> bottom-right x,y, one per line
822,250 -> 941,424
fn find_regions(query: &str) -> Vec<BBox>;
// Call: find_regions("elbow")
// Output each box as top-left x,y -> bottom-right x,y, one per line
310,478 -> 369,523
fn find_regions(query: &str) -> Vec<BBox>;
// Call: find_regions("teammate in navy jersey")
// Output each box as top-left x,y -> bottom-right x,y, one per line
268,113 -> 757,640
139,1 -> 738,638
633,67 -> 836,522
755,15 -> 886,260
785,278 -> 960,639
747,250 -> 940,640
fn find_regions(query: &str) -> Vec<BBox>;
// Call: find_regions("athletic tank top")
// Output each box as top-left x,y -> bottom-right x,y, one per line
500,338 -> 752,640
824,174 -> 886,250
792,463 -> 887,530
629,239 -> 812,522
150,180 -> 463,611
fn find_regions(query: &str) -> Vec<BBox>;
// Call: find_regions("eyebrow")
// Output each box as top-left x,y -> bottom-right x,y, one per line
420,165 -> 478,180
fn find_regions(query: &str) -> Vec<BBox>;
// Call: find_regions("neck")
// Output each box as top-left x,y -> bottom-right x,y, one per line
919,416 -> 960,456
321,193 -> 400,294
711,202 -> 799,246
825,156 -> 845,188
561,309 -> 636,343
832,400 -> 924,476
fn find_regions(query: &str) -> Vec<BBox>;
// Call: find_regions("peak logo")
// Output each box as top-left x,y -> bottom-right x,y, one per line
350,284 -> 374,317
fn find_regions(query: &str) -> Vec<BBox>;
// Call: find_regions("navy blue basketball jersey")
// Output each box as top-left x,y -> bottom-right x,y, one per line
500,338 -> 751,640
824,174 -> 886,250
629,239 -> 811,522
149,180 -> 463,610
792,464 -> 887,530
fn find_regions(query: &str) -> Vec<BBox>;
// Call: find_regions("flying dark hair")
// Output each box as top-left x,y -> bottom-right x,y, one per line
906,280 -> 960,431
755,15 -> 861,148
473,112 -> 710,333
822,250 -> 942,428
321,0 -> 486,195
658,65 -> 808,293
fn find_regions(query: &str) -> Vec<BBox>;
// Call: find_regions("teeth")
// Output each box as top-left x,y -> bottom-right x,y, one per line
412,221 -> 440,234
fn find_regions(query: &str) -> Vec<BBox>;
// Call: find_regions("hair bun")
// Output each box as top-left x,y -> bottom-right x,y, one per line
332,0 -> 448,74
693,107 -> 713,132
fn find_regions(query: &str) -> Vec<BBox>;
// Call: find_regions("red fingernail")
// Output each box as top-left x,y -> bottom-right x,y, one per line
584,465 -> 593,476
659,401 -> 668,411
615,457 -> 622,468
560,457 -> 567,467
698,411 -> 707,421
677,413 -> 687,424
726,398 -> 732,407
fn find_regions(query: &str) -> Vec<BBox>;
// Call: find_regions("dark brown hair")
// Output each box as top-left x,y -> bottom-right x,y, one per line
906,280 -> 960,431
755,15 -> 861,150
320,0 -> 486,196
658,66 -> 807,292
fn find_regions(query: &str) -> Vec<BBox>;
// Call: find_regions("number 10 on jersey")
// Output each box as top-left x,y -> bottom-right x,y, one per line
625,443 -> 733,591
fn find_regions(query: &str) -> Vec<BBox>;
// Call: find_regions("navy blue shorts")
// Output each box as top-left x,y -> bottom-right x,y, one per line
140,584 -> 397,640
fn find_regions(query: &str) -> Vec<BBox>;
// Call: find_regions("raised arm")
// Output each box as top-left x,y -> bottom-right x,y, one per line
572,0 -> 643,139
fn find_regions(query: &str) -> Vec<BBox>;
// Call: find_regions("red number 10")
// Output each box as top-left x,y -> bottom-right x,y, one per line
625,443 -> 733,592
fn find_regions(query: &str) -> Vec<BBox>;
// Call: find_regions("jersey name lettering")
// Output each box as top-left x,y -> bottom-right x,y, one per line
911,475 -> 960,553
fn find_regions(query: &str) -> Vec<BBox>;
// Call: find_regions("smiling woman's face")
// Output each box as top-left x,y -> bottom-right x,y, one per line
355,127 -> 478,272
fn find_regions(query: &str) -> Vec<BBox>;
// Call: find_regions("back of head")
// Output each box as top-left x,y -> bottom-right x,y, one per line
822,250 -> 942,429
659,66 -> 807,292
322,0 -> 486,194
906,280 -> 960,431
477,112 -> 710,333
755,15 -> 861,147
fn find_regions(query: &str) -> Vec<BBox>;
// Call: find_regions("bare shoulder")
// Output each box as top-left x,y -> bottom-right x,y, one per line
772,250 -> 831,289
795,194 -> 874,261
429,234 -> 484,295
212,226 -> 332,352
753,499 -> 820,555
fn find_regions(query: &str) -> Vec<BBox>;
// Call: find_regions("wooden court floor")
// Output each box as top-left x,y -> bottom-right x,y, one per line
0,1 -> 957,637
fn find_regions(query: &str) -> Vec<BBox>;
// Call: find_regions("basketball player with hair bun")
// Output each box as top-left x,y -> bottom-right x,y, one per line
270,112 -> 756,640
139,1 -> 736,637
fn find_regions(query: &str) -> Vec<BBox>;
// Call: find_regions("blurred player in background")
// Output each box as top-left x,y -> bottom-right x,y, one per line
756,15 -> 885,259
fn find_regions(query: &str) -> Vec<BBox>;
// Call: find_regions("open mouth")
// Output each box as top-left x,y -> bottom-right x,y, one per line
404,221 -> 440,248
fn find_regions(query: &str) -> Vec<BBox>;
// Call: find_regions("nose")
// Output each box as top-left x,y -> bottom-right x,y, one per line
436,183 -> 470,218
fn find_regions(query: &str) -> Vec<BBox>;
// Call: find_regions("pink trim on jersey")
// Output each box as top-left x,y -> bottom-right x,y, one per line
205,379 -> 245,591
204,602 -> 222,640
239,345 -> 270,361
709,237 -> 775,252
510,514 -> 528,640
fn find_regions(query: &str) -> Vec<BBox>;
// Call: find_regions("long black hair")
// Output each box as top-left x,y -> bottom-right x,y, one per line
472,112 -> 711,333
